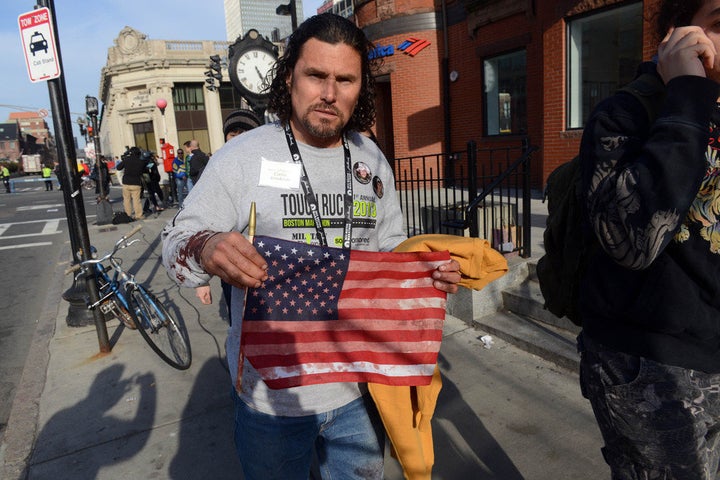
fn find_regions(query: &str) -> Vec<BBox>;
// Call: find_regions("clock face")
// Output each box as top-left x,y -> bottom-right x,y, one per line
235,48 -> 276,95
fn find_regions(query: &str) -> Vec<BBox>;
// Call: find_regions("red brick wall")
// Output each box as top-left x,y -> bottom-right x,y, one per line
444,11 -> 544,184
357,0 -> 663,189
540,1 -> 661,187
376,30 -> 444,159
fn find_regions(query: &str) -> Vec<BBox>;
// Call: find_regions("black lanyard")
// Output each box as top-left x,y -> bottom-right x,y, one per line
283,123 -> 354,248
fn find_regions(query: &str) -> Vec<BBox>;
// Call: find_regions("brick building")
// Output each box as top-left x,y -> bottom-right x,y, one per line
0,123 -> 21,162
8,111 -> 51,147
353,0 -> 660,188
0,111 -> 53,163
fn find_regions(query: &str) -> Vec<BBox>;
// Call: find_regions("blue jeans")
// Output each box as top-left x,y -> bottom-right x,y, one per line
233,392 -> 385,480
175,177 -> 187,207
579,333 -> 720,479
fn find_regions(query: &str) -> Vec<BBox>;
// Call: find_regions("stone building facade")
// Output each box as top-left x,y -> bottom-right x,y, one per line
98,27 -> 244,159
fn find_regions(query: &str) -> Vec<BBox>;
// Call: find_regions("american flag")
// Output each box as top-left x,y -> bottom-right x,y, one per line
241,236 -> 451,389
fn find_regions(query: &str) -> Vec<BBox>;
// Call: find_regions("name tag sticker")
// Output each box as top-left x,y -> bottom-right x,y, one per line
258,158 -> 301,189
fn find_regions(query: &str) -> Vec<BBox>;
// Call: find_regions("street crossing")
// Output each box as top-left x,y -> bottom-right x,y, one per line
0,217 -> 64,250
12,185 -> 56,193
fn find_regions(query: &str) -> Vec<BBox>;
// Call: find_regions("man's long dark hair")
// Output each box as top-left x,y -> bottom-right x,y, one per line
653,0 -> 705,43
267,13 -> 377,133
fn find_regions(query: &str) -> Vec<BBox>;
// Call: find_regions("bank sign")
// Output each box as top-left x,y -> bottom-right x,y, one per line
18,7 -> 60,83
369,38 -> 431,60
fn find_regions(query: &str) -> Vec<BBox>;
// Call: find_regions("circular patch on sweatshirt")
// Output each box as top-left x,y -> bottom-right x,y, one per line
353,162 -> 372,184
372,176 -> 384,198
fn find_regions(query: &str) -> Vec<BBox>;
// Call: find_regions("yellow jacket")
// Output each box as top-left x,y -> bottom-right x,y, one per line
393,234 -> 508,291
369,234 -> 508,479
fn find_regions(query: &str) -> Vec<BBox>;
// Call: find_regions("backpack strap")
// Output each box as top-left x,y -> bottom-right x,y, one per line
617,71 -> 666,125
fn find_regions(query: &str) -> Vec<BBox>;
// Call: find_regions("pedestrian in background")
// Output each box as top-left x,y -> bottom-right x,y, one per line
172,148 -> 188,208
182,141 -> 194,193
1,164 -> 10,193
577,1 -> 720,477
186,139 -> 208,189
42,164 -> 53,191
162,13 -> 460,480
161,139 -> 177,206
116,146 -> 145,220
141,152 -> 165,214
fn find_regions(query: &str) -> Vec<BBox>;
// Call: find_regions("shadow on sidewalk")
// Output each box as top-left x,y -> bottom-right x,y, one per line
169,358 -> 242,479
432,353 -> 525,479
29,364 -> 156,478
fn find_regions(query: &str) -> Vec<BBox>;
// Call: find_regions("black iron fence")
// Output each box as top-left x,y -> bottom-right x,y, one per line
392,137 -> 537,258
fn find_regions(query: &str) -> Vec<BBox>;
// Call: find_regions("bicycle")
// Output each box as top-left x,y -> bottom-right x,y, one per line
66,225 -> 192,370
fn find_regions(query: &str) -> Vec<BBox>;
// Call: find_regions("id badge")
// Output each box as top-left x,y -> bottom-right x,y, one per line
258,158 -> 301,190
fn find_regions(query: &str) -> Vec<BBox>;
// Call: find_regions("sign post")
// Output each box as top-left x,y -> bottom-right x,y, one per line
19,2 -> 110,353
18,7 -> 60,83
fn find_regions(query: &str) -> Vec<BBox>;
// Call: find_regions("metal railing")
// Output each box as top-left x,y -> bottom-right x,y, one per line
392,137 -> 537,258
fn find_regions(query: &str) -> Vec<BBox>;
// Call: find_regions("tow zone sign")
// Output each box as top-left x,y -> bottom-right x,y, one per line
18,7 -> 60,83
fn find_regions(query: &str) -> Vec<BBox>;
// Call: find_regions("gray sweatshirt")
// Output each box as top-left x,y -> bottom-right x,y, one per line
162,122 -> 406,416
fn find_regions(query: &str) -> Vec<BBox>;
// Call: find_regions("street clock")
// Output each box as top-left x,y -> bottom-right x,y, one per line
228,29 -> 278,115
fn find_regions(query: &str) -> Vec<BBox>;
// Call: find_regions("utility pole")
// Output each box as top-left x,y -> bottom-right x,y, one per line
38,0 -> 110,352
86,95 -> 113,225
276,0 -> 298,33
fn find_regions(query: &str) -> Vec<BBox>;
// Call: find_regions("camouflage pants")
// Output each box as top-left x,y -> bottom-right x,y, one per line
579,334 -> 720,480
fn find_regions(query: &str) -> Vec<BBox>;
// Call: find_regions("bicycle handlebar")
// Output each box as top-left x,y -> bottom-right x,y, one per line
123,224 -> 143,241
64,225 -> 144,275
64,263 -> 81,275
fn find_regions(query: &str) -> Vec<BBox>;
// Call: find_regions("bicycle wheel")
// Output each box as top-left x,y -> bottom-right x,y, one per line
126,284 -> 191,369
82,178 -> 96,191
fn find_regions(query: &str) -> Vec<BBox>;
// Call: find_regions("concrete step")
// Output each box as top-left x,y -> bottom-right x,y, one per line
447,259 -> 581,373
502,275 -> 581,334
473,310 -> 580,372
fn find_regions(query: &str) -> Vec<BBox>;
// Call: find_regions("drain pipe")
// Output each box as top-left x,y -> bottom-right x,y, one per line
441,0 -> 451,153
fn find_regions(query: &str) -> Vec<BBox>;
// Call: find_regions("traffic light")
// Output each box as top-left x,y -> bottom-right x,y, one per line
204,54 -> 223,91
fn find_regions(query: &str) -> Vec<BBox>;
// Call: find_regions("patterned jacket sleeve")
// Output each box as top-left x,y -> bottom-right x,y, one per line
581,73 -> 719,270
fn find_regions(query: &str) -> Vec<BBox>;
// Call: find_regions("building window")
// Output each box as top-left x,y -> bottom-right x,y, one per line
567,2 -> 642,129
483,50 -> 527,136
132,121 -> 156,152
173,82 -> 209,151
218,84 -> 249,110
173,83 -> 205,111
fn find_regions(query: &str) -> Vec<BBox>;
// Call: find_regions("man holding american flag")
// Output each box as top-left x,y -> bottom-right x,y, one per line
162,13 -> 460,480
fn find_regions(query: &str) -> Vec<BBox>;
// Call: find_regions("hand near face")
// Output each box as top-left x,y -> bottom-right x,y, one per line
657,26 -> 718,83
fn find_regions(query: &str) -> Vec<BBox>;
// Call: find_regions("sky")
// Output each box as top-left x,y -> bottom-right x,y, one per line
0,0 -> 324,144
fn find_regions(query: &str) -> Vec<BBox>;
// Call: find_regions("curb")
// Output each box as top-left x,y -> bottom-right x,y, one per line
1,243 -> 70,480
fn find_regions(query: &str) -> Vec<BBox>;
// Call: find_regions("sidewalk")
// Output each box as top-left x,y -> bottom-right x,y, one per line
1,200 -> 609,479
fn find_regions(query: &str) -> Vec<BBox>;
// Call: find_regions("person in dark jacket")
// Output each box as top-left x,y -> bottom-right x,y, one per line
141,152 -> 165,214
577,1 -> 720,477
116,146 -> 145,220
186,139 -> 209,187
